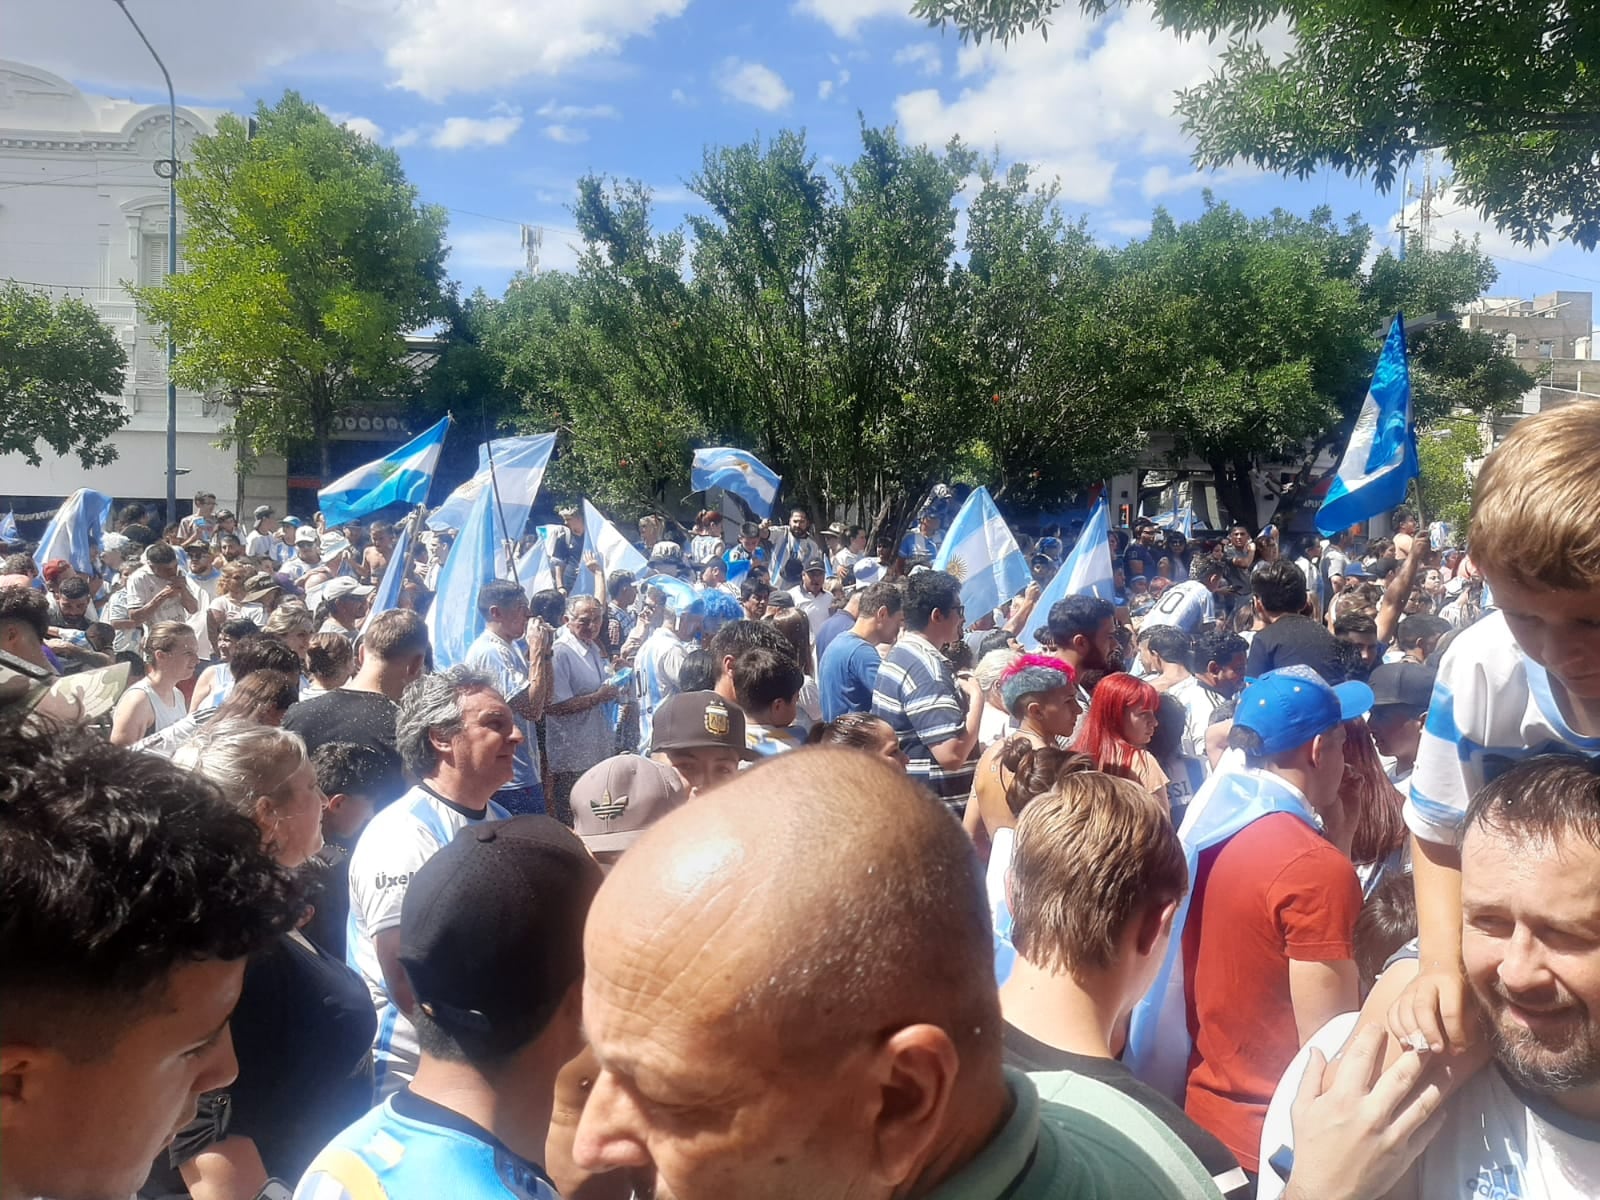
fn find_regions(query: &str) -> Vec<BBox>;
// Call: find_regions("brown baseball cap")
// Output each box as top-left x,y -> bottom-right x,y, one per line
571,754 -> 690,852
649,690 -> 756,760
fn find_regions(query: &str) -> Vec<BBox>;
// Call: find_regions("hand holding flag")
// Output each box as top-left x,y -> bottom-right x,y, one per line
933,487 -> 1029,621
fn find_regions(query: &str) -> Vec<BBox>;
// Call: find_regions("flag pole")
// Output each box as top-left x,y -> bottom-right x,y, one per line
482,433 -> 518,579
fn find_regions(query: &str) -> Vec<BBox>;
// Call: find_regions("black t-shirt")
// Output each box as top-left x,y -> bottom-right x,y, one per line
302,838 -> 354,961
1001,1022 -> 1249,1198
146,934 -> 375,1192
282,687 -> 406,804
1244,614 -> 1344,681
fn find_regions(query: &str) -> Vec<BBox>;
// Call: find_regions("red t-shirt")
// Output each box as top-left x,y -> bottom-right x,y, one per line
1181,811 -> 1361,1172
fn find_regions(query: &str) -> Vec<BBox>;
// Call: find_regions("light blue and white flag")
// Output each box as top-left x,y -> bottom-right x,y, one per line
1019,498 -> 1115,651
34,488 -> 114,575
574,500 -> 648,598
1124,766 -> 1318,1101
0,511 -> 17,544
360,513 -> 416,637
691,447 -> 781,518
933,487 -> 1029,621
426,433 -> 555,533
1316,314 -> 1418,536
318,415 -> 450,528
1153,504 -> 1194,538
424,483 -> 504,669
516,535 -> 557,595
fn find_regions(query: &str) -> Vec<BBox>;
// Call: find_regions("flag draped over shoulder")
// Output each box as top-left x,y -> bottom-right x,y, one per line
34,489 -> 114,575
690,447 -> 781,518
1019,498 -> 1115,651
318,416 -> 450,527
933,487 -> 1029,620
1316,315 -> 1419,536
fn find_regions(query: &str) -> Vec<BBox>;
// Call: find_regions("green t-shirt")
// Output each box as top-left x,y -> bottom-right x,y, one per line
926,1068 -> 1223,1200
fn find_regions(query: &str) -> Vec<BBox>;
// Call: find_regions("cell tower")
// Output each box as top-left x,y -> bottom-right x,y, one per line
521,224 -> 543,275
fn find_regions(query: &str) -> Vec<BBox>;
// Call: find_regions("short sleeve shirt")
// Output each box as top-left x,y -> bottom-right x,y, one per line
634,626 -> 689,752
1243,615 -> 1344,681
1182,812 -> 1362,1172
346,784 -> 508,1100
126,565 -> 193,628
872,632 -> 974,807
546,627 -> 613,773
1138,580 -> 1215,635
818,630 -> 883,721
1408,611 -> 1600,846
464,629 -> 541,790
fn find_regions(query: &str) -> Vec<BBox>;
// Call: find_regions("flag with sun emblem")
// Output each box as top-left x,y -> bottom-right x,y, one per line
933,486 -> 1029,624
691,447 -> 782,517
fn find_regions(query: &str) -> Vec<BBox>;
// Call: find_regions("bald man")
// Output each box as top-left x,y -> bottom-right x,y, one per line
570,750 -> 1223,1199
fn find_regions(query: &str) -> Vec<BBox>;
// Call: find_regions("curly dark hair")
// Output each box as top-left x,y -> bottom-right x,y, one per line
1,718 -> 304,1059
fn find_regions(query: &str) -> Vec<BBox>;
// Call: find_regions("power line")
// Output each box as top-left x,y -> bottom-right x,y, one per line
0,165 -> 166,192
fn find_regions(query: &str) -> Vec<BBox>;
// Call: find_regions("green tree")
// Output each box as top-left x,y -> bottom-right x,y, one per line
912,0 -> 1600,248
1416,418 -> 1484,534
136,91 -> 451,477
0,282 -> 128,467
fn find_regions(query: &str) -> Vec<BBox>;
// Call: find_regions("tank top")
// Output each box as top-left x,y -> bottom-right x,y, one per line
132,678 -> 188,733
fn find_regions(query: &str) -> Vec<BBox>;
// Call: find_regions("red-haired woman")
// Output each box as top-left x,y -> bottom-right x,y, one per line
1072,672 -> 1170,801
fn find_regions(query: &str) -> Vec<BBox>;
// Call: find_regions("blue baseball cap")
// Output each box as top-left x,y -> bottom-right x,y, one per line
1232,666 -> 1374,756
1343,561 -> 1372,579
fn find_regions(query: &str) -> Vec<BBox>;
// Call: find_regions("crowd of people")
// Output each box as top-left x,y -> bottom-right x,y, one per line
5,400 -> 1600,1200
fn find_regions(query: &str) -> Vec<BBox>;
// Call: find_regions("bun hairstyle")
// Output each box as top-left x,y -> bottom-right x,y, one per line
998,737 -> 1095,818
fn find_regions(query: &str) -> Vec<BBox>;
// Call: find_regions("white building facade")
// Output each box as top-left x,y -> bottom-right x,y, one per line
0,60 -> 268,516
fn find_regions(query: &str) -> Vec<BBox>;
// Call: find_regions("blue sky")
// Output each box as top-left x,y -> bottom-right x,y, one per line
18,0 -> 1600,319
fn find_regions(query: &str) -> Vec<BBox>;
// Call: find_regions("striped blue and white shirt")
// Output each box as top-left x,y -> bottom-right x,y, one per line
872,631 -> 975,809
346,785 -> 508,1102
635,625 -> 691,753
1408,611 -> 1600,846
295,1088 -> 558,1200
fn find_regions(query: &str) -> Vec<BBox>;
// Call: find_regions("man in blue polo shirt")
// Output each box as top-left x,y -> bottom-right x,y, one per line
818,579 -> 903,721
298,816 -> 599,1200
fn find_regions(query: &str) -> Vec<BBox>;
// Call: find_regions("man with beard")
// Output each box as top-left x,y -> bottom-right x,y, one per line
1348,753 -> 1600,1199
1045,595 -> 1120,712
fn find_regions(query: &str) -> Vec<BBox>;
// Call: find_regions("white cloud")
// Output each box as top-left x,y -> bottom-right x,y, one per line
384,0 -> 690,100
670,87 -> 693,105
450,223 -> 582,276
1381,178 -> 1561,264
717,59 -> 793,112
892,42 -> 941,76
391,127 -> 422,148
537,100 -> 620,120
1141,162 -> 1261,199
322,110 -> 385,142
818,79 -> 835,100
543,123 -> 589,144
894,8 -> 1234,207
795,0 -> 912,37
15,0 -> 692,105
1101,217 -> 1152,239
429,108 -> 524,149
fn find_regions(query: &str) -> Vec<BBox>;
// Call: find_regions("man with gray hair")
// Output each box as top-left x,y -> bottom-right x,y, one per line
545,593 -> 622,823
345,665 -> 522,1101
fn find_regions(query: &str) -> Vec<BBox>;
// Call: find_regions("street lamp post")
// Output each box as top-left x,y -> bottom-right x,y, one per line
113,0 -> 179,529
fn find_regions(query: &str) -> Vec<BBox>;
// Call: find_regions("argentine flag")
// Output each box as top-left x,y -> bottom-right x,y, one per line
933,487 -> 1029,621
1019,498 -> 1115,651
1316,314 -> 1418,536
691,447 -> 781,518
0,511 -> 17,544
427,433 -> 555,533
360,513 -> 416,637
318,415 -> 450,527
34,488 -> 114,575
424,482 -> 503,669
1153,504 -> 1194,538
573,500 -> 649,598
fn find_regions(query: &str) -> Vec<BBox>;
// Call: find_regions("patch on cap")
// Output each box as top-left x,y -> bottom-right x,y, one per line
704,699 -> 731,737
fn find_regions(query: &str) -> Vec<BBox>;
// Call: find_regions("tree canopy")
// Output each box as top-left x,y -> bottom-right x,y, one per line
0,282 -> 128,468
911,0 -> 1600,248
461,123 -> 1529,533
135,90 -> 451,475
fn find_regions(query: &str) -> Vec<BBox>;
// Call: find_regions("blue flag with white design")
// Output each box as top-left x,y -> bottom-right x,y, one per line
360,514 -> 415,636
723,549 -> 751,584
933,487 -> 1029,621
1316,314 -> 1419,536
34,488 -> 114,575
1019,498 -> 1115,651
318,415 -> 450,527
691,447 -> 781,518
0,511 -> 17,544
424,482 -> 503,669
1153,504 -> 1193,538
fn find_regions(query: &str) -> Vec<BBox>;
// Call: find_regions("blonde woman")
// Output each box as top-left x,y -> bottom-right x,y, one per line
109,621 -> 197,745
207,560 -> 266,648
152,722 -> 375,1199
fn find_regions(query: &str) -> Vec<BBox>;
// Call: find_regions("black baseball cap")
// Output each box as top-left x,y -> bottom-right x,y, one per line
650,690 -> 756,760
1367,662 -> 1436,715
399,816 -> 601,1054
